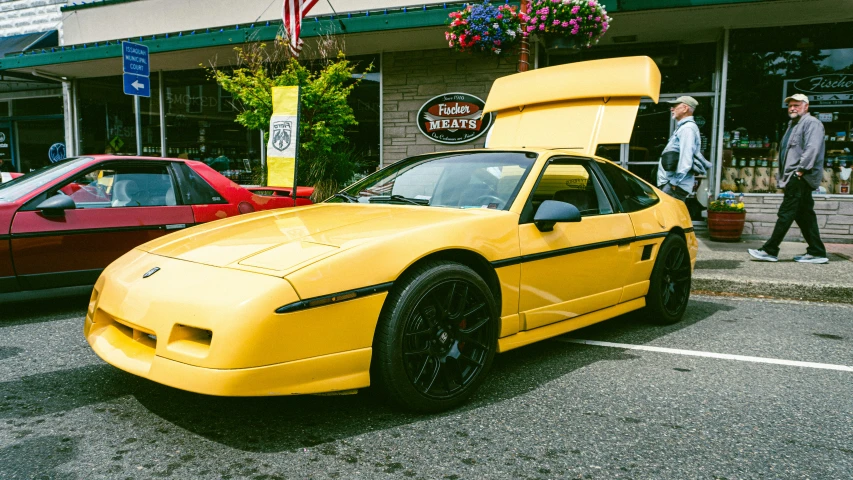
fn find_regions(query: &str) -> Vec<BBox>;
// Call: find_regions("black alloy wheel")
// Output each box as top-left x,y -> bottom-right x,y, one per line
645,234 -> 691,324
372,261 -> 498,412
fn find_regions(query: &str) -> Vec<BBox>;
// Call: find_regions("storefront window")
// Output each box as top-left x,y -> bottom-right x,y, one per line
12,97 -> 63,117
163,69 -> 260,183
16,119 -> 65,172
726,22 -> 853,195
79,75 -> 139,155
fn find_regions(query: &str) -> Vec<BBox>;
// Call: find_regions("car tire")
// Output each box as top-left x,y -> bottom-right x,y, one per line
372,261 -> 499,413
644,234 -> 691,325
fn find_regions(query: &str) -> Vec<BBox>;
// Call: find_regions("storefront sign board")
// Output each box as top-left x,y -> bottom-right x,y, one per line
782,74 -> 853,107
416,93 -> 494,145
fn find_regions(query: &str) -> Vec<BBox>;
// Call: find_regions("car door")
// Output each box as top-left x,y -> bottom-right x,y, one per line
517,157 -> 634,331
10,161 -> 195,290
595,159 -> 667,303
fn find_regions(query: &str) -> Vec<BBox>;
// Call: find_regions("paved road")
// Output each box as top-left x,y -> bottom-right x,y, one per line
1,294 -> 851,479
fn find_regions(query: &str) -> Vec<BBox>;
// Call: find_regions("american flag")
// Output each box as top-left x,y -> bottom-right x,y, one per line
282,0 -> 319,56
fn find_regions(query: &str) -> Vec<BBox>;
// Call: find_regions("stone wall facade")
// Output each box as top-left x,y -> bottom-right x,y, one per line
742,195 -> 853,243
382,49 -> 518,166
0,0 -> 67,39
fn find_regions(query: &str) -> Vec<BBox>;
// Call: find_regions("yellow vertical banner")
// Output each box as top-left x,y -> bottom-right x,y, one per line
267,86 -> 300,187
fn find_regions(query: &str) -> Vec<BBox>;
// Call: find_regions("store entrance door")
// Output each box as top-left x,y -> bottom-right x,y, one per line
622,94 -> 717,221
624,94 -> 716,184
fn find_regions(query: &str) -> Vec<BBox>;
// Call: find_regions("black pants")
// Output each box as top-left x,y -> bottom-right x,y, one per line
761,177 -> 826,257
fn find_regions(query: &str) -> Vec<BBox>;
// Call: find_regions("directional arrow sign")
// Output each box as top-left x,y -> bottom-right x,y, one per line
123,73 -> 150,97
122,41 -> 150,98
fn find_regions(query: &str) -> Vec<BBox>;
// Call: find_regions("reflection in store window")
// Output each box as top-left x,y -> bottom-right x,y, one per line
727,22 -> 853,195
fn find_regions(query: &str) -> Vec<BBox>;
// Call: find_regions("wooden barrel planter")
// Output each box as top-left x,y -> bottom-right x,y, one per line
708,211 -> 746,242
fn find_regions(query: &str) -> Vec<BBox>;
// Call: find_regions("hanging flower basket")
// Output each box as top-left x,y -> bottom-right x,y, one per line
522,0 -> 612,49
445,1 -> 523,56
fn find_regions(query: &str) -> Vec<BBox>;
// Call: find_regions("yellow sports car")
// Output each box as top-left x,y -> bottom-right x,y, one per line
85,56 -> 697,412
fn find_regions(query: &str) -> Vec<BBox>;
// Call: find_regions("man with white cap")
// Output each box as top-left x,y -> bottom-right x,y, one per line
657,95 -> 701,202
749,93 -> 828,264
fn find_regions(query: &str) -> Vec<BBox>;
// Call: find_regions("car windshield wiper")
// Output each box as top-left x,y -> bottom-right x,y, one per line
333,192 -> 359,203
368,194 -> 429,206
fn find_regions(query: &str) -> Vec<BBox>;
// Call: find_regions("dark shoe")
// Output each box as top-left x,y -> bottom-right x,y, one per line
794,254 -> 829,264
748,248 -> 778,262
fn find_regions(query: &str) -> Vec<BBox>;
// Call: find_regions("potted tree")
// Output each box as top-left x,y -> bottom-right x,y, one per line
707,196 -> 747,242
522,0 -> 612,52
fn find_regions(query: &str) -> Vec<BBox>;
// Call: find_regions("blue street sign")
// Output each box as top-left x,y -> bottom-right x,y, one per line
123,73 -> 150,97
122,41 -> 149,77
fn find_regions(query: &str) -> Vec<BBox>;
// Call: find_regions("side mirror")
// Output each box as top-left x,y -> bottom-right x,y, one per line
533,200 -> 581,232
36,194 -> 76,217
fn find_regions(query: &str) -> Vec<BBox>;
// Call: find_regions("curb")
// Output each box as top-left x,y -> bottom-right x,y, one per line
692,275 -> 853,304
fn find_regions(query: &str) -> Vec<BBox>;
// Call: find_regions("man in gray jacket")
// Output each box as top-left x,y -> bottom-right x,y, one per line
749,93 -> 828,263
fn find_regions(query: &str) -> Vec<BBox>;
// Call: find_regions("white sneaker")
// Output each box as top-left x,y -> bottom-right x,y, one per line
748,248 -> 778,262
794,254 -> 829,264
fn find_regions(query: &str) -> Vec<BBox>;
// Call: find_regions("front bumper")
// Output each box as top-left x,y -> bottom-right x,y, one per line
85,249 -> 385,396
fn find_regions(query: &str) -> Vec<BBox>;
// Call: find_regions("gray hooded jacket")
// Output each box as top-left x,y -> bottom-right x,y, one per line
778,112 -> 825,189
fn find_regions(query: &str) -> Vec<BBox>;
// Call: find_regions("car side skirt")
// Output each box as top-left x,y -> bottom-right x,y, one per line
497,297 -> 645,353
0,275 -> 20,293
18,268 -> 102,290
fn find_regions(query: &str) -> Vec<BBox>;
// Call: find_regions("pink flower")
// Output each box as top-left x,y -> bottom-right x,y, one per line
552,19 -> 561,25
589,31 -> 593,37
527,25 -> 535,32
571,5 -> 579,14
561,21 -> 569,27
595,16 -> 601,21
589,0 -> 596,6
496,13 -> 503,19
540,14 -> 547,20
530,16 -> 537,24
571,29 -> 578,35
539,23 -> 545,30
494,39 -> 501,45
588,15 -> 593,20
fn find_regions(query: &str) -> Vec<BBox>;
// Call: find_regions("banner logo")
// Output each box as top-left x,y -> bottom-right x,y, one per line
417,93 -> 494,145
272,121 -> 292,152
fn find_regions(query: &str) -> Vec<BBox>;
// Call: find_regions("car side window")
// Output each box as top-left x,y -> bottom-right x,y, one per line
596,160 -> 660,213
174,163 -> 228,205
527,160 -> 613,219
49,164 -> 177,209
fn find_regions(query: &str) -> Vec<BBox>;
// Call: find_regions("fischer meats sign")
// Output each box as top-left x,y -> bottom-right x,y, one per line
417,93 -> 494,144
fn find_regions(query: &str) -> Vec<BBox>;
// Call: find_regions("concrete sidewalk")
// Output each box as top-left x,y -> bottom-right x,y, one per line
692,228 -> 853,304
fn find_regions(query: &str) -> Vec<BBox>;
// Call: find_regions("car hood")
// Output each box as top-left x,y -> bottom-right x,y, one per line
138,203 -> 503,274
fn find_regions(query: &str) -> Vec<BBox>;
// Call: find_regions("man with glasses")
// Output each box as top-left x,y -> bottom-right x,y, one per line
657,96 -> 700,202
749,93 -> 828,264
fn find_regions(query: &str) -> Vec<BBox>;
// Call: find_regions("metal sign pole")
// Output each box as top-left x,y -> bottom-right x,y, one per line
291,87 -> 301,204
135,95 -> 142,155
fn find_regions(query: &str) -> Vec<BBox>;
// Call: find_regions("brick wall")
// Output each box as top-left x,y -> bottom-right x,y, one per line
0,0 -> 67,39
382,48 -> 518,166
742,195 -> 853,243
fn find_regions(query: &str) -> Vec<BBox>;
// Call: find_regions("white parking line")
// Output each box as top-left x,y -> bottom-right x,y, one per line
556,338 -> 853,373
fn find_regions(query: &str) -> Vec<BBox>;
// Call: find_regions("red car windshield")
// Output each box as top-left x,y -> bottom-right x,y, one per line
0,157 -> 93,203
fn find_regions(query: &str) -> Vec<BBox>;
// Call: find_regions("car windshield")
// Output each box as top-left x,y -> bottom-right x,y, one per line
0,157 -> 93,203
329,151 -> 537,210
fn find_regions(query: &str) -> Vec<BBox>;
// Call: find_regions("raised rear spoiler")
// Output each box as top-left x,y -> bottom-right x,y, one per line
483,56 -> 661,154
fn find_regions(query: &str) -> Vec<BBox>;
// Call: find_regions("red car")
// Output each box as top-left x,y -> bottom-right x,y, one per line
0,155 -> 312,296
